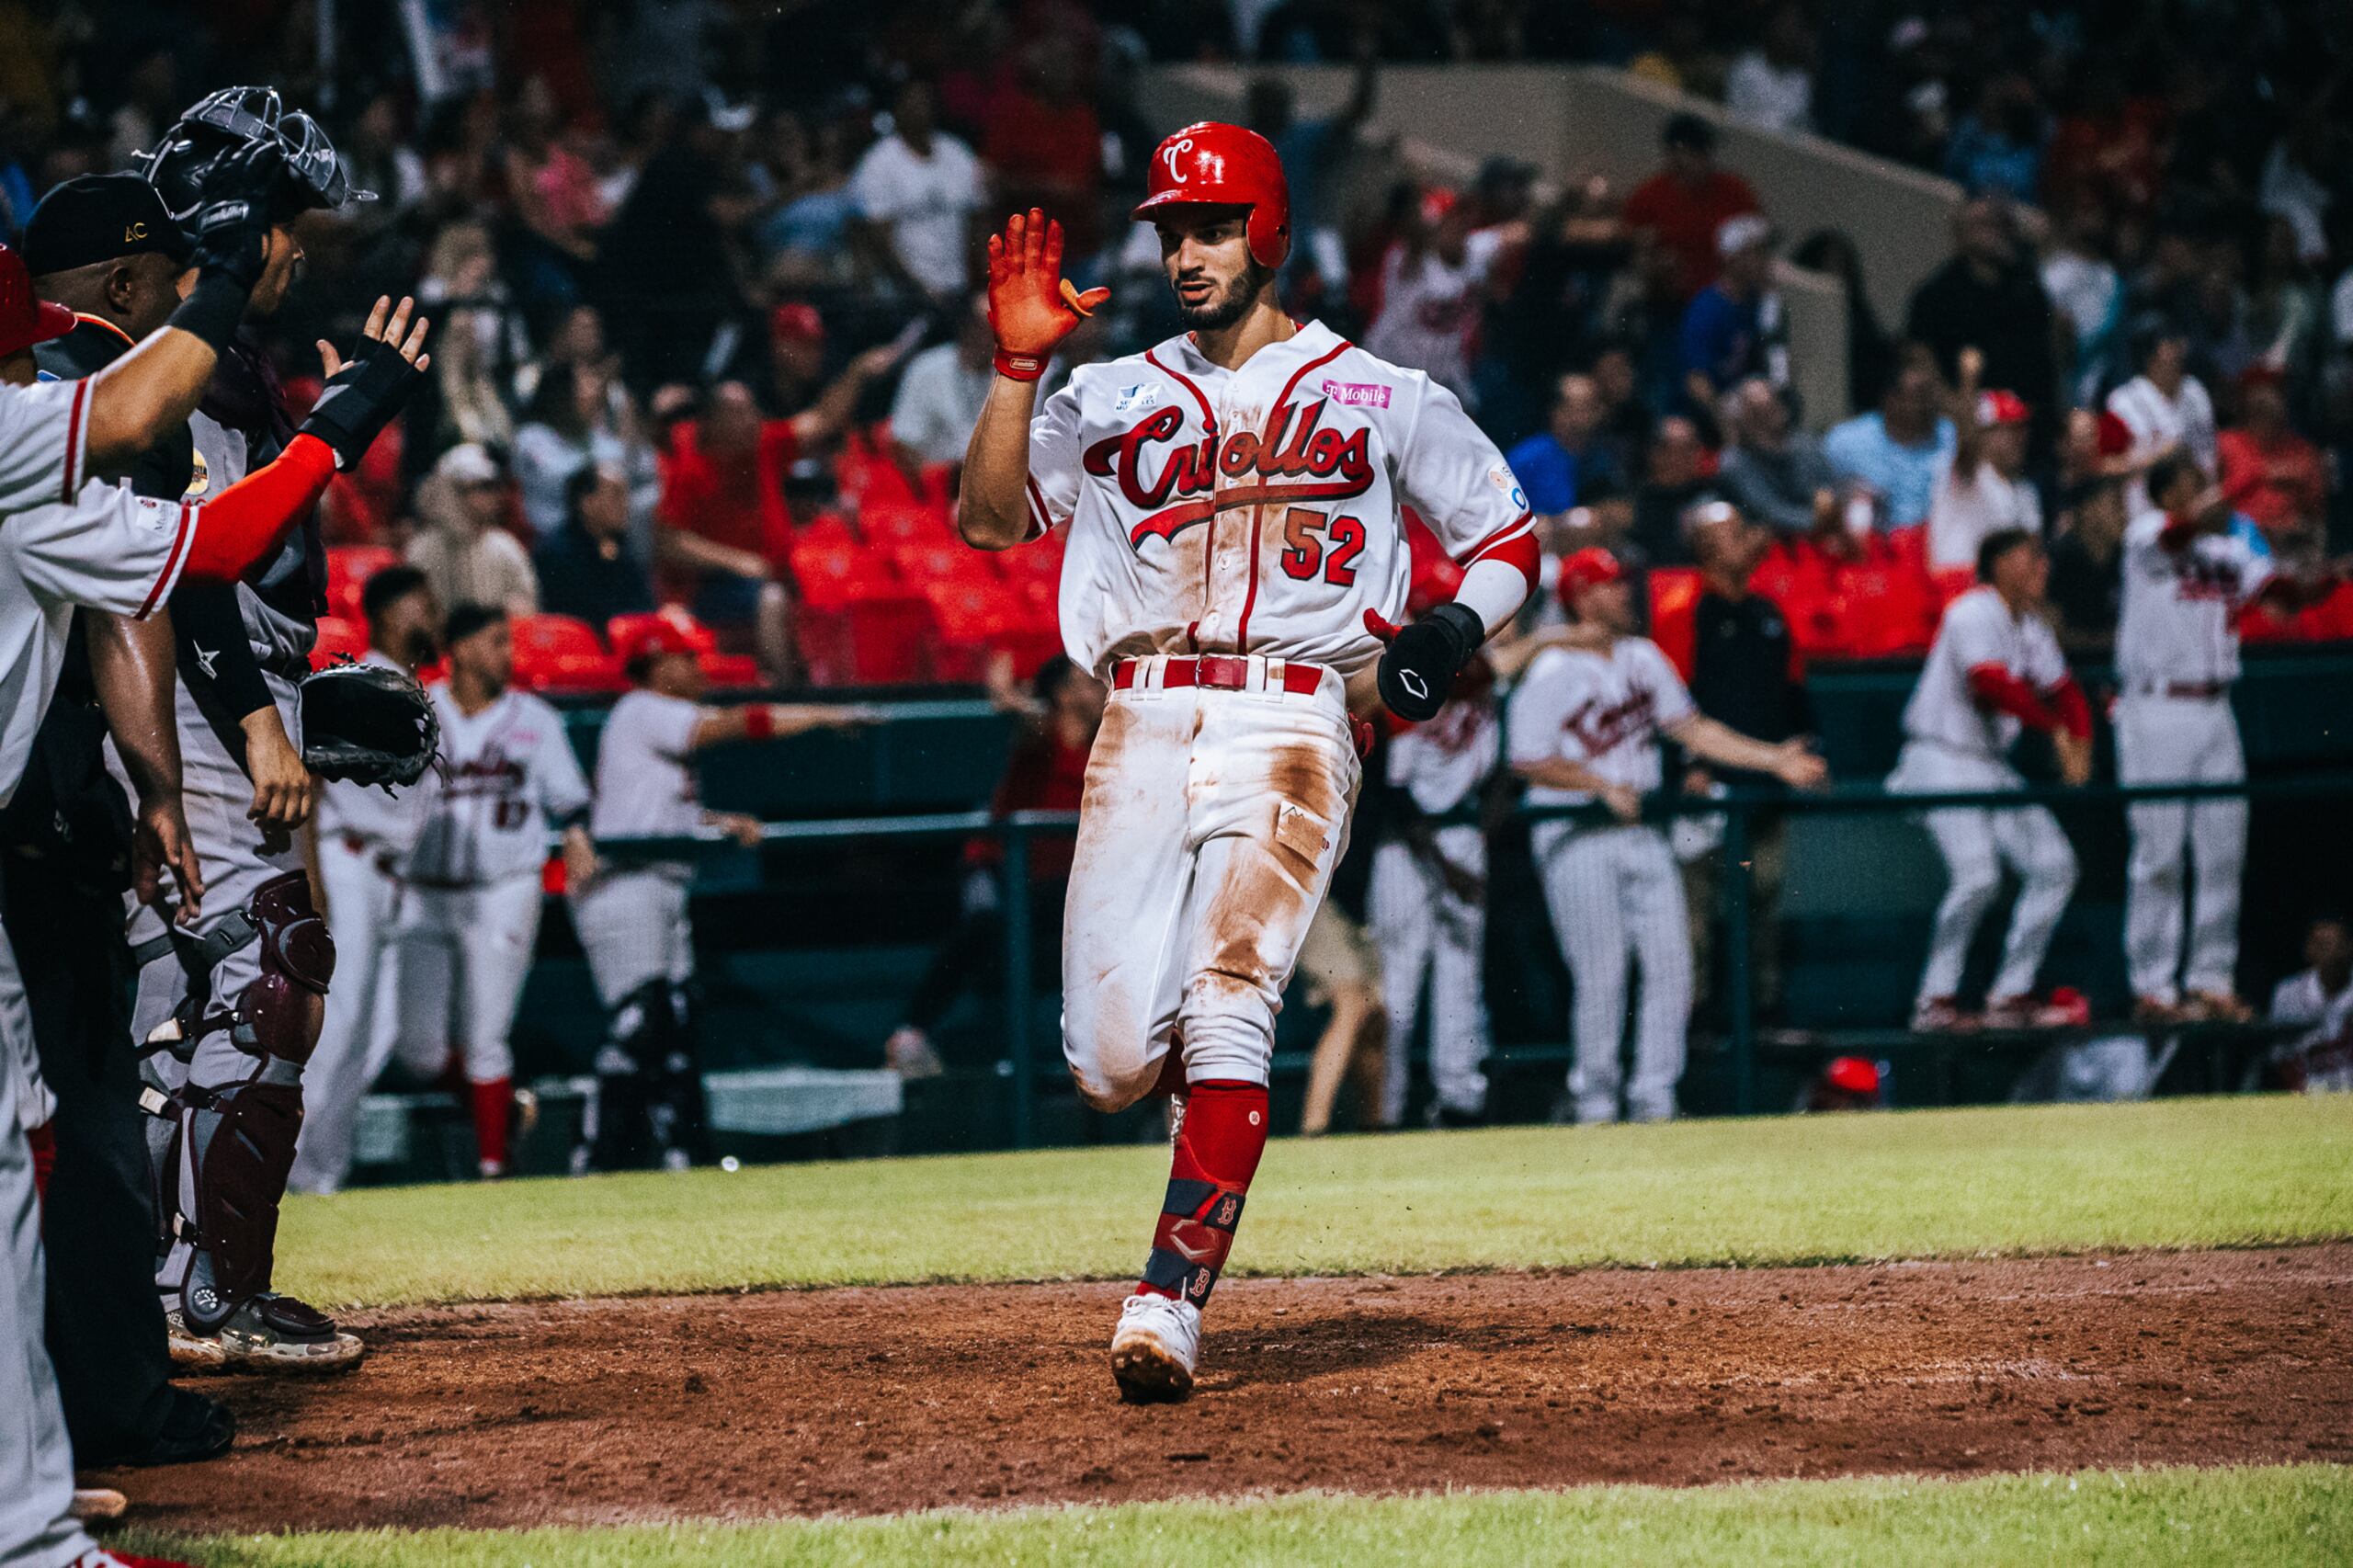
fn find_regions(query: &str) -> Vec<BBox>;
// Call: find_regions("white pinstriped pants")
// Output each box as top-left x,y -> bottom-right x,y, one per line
1368,834 -> 1490,1121
1888,742 -> 2076,1006
1533,821 -> 1691,1123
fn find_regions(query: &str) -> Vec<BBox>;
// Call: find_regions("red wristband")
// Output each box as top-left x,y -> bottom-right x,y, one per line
743,704 -> 777,740
994,349 -> 1047,382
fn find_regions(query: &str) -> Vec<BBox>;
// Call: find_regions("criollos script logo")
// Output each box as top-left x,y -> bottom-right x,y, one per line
1086,398 -> 1377,549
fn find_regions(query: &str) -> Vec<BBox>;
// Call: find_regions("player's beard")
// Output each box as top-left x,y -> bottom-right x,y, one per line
1174,258 -> 1274,332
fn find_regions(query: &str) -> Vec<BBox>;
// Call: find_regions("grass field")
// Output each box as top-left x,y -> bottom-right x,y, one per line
280,1096 -> 2353,1306
135,1465 -> 2353,1566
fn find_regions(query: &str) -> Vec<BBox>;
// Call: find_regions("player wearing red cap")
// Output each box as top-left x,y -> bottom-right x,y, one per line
1509,546 -> 1825,1124
1927,347 -> 2041,571
959,120 -> 1542,1401
567,618 -> 871,1171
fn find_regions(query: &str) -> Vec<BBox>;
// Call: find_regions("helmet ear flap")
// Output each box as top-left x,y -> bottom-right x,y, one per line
1246,204 -> 1290,271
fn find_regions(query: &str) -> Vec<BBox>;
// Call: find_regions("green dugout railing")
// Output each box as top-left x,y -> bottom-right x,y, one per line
582,772 -> 2353,1146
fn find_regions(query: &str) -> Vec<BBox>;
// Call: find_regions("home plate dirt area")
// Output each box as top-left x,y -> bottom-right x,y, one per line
98,1245 -> 2353,1531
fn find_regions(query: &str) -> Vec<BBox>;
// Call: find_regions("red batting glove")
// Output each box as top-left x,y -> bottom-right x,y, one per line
986,209 -> 1108,382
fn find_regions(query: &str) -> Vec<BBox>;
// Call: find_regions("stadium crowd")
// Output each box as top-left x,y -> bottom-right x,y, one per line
0,0 -> 2346,1134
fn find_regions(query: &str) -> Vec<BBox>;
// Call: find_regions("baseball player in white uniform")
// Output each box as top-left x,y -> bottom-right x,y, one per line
2115,453 -> 2341,1022
571,614 -> 867,1172
389,603 -> 596,1178
1368,659 -> 1500,1125
290,565 -> 438,1195
1510,549 -> 1825,1124
0,217 -> 349,1568
2268,916 -> 2352,1093
1887,528 -> 2093,1030
960,122 -> 1544,1402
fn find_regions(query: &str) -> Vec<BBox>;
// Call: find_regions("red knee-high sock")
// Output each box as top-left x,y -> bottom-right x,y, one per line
1137,1079 -> 1268,1309
471,1078 -> 514,1172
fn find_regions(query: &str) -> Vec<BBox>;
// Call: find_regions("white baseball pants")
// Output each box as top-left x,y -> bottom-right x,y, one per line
571,868 -> 695,1008
1533,821 -> 1691,1123
0,926 -> 97,1568
385,874 -> 545,1085
1368,832 -> 1489,1121
1060,660 -> 1359,1109
290,836 -> 406,1195
1888,742 -> 2077,1006
2116,693 -> 2245,1003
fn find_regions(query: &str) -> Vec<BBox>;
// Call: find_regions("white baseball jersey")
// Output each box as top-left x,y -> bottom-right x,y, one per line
2108,373 -> 2217,477
407,686 -> 592,884
1362,231 -> 1507,404
2269,969 -> 2353,1088
2115,511 -> 2273,688
1025,320 -> 1533,677
316,650 -> 434,852
1506,639 -> 1696,803
1902,586 -> 2068,759
1387,699 -> 1500,815
1927,451 -> 2041,570
591,688 -> 702,836
0,376 -> 93,516
0,481 -> 194,806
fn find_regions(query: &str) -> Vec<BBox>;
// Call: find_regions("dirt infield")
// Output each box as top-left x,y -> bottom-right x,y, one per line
97,1245 -> 2353,1532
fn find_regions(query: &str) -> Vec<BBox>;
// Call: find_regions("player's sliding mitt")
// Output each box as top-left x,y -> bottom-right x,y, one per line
1366,603 -> 1483,723
986,208 -> 1108,381
297,659 -> 439,789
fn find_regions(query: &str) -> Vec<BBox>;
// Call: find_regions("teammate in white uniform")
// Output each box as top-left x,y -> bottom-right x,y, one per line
570,614 -> 866,1171
1510,549 -> 1824,1124
1887,528 -> 2093,1030
1368,660 -> 1500,1125
961,124 -> 1543,1402
0,217 -> 352,1568
1927,349 -> 2040,571
289,565 -> 439,1195
391,604 -> 596,1178
2268,916 -> 2352,1093
2115,453 -> 2339,1021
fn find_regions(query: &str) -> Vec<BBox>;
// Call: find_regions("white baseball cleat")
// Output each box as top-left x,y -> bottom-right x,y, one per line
1109,1292 -> 1201,1403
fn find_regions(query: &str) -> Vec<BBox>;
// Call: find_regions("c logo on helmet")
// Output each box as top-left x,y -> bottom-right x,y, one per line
1164,137 -> 1195,184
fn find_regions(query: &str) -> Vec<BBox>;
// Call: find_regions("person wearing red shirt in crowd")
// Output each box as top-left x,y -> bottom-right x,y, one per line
1622,113 -> 1761,306
981,38 -> 1102,258
882,655 -> 1106,1078
655,312 -> 904,676
2217,367 -> 2326,545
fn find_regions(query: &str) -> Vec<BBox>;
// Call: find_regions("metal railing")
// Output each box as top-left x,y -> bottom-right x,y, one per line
584,772 -> 2353,1145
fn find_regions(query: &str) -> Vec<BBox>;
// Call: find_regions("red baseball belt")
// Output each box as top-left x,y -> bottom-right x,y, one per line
1112,654 -> 1329,698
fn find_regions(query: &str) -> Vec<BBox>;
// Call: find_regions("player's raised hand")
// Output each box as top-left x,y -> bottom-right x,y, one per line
985,209 -> 1109,381
302,295 -> 432,471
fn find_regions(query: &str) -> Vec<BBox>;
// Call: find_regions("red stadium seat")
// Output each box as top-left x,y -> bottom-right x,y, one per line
1647,567 -> 1702,680
892,538 -> 995,587
310,615 -> 369,670
511,614 -> 624,693
324,544 -> 399,621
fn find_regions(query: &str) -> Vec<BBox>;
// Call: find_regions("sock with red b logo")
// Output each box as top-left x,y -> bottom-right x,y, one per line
1136,1079 -> 1268,1309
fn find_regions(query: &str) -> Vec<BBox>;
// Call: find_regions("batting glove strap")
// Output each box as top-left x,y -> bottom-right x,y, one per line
993,349 -> 1048,382
1376,602 -> 1483,723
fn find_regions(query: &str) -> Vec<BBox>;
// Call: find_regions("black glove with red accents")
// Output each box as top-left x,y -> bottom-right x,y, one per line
1367,603 -> 1483,722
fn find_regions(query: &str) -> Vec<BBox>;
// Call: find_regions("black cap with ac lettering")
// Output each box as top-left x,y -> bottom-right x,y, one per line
22,174 -> 191,277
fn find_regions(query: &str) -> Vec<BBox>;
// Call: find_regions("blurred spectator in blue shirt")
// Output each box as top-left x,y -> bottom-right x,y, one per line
1680,215 -> 1786,421
1824,354 -> 1954,528
1942,74 -> 2046,202
1506,372 -> 1618,517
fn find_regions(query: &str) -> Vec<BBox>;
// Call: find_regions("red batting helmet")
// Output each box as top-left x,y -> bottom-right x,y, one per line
0,244 -> 74,359
1133,121 -> 1291,269
1555,547 -> 1623,610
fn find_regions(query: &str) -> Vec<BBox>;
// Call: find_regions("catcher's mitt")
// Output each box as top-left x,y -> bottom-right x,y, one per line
297,658 -> 438,788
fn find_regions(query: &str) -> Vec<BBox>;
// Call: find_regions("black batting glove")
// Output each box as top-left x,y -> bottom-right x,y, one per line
300,335 -> 423,471
184,141 -> 289,294
1370,602 -> 1483,722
